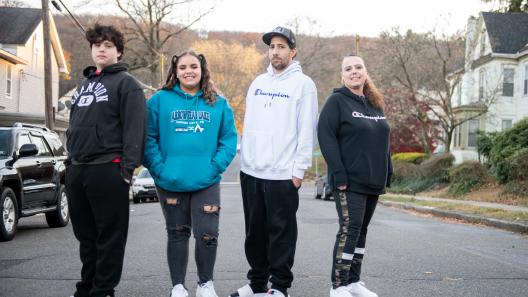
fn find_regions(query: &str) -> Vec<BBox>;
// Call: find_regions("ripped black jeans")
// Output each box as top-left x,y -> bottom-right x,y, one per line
156,183 -> 220,287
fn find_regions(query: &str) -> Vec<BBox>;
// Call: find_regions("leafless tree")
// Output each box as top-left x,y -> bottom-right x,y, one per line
114,0 -> 214,87
380,28 -> 501,153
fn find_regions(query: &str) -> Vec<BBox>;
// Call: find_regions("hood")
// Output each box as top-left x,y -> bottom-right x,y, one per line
83,62 -> 129,78
266,60 -> 302,80
333,86 -> 374,116
171,83 -> 204,100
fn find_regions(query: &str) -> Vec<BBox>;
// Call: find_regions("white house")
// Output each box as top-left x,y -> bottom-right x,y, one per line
450,12 -> 528,163
0,7 -> 69,134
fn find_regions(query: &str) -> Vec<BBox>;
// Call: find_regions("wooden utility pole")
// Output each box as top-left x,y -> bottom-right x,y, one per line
355,34 -> 360,55
42,0 -> 55,130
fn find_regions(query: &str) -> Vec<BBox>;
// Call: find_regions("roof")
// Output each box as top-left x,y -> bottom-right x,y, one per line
0,7 -> 42,44
482,12 -> 528,54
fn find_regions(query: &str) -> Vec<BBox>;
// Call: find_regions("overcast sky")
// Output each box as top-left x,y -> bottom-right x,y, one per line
22,0 -> 497,37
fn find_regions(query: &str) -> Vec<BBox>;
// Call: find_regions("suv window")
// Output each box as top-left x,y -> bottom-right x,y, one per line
29,132 -> 53,157
138,169 -> 152,178
0,130 -> 12,158
44,133 -> 66,156
16,133 -> 32,154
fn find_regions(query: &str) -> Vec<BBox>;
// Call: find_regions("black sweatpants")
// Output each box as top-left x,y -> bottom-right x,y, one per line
240,171 -> 299,296
66,163 -> 130,297
331,191 -> 378,288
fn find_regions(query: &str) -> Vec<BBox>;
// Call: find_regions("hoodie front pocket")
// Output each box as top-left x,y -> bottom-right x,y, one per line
66,125 -> 103,159
241,132 -> 274,170
160,156 -> 217,190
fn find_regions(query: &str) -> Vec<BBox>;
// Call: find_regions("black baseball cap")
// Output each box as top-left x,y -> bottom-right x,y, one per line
262,26 -> 296,48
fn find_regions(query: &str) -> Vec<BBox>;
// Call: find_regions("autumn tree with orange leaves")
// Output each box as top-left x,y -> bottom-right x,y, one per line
193,39 -> 265,134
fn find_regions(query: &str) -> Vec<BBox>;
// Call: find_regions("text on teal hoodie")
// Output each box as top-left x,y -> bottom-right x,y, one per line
143,84 -> 237,192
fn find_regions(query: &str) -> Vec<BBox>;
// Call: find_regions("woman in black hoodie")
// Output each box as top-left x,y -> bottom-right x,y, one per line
318,54 -> 392,297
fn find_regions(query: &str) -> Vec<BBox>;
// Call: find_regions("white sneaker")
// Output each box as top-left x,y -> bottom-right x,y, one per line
264,289 -> 289,297
346,281 -> 378,297
197,281 -> 219,297
171,284 -> 189,297
229,284 -> 267,297
330,286 -> 353,297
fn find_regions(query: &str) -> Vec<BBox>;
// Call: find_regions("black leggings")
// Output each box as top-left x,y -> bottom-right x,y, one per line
331,191 -> 378,288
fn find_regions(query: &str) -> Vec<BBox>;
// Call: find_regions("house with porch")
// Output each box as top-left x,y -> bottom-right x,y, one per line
0,7 -> 69,138
450,11 -> 528,163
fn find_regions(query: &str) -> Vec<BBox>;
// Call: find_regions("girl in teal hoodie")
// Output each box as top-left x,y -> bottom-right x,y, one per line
143,50 -> 237,297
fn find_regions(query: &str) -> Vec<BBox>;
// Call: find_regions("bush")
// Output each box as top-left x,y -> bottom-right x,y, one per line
503,181 -> 528,198
392,152 -> 427,164
476,131 -> 495,159
389,154 -> 454,194
505,148 -> 528,181
488,118 -> 528,182
387,178 -> 438,194
392,160 -> 421,182
448,161 -> 489,196
419,153 -> 454,182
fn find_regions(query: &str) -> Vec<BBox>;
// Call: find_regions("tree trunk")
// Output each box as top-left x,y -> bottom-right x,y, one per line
445,129 -> 453,153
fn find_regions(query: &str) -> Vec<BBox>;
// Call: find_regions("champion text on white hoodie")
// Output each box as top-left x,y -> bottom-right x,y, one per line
240,60 -> 318,180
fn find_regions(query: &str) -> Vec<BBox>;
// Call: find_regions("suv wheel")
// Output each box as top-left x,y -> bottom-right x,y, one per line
1,187 -> 18,241
46,185 -> 69,228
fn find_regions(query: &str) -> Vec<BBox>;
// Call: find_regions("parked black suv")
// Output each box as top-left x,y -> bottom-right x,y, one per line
0,123 -> 69,241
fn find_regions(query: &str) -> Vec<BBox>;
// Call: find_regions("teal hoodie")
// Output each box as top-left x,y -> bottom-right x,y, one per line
144,84 -> 237,192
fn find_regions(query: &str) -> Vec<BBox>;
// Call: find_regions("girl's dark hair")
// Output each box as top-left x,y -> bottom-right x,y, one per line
343,54 -> 385,110
85,24 -> 125,60
162,50 -> 219,105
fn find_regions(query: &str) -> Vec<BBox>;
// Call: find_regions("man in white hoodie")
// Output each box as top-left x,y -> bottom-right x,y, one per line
230,26 -> 318,297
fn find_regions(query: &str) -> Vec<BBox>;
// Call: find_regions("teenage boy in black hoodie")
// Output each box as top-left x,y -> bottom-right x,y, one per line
65,24 -> 147,297
318,54 -> 392,297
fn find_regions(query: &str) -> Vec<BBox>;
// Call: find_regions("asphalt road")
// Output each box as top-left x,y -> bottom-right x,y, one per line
1,183 -> 527,297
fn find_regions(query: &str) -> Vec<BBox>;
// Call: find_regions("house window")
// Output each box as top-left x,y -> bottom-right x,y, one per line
6,64 -> 12,97
524,64 -> 527,95
467,119 -> 480,148
457,125 -> 462,147
501,119 -> 513,131
456,84 -> 462,106
453,126 -> 458,147
479,69 -> 486,101
502,68 -> 514,97
480,31 -> 486,56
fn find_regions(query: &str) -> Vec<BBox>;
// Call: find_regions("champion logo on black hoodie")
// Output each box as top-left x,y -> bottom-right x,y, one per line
72,81 -> 109,106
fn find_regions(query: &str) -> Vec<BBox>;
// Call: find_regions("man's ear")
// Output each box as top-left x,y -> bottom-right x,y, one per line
291,48 -> 297,59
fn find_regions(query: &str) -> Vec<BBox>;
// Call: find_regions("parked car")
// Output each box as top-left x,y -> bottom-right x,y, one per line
131,168 -> 158,204
0,123 -> 69,241
315,174 -> 333,200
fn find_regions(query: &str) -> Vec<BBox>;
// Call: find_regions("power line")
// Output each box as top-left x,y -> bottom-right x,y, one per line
51,0 -> 86,36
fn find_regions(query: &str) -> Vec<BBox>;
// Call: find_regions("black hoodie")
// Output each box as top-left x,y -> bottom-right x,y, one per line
66,62 -> 147,181
317,86 -> 392,195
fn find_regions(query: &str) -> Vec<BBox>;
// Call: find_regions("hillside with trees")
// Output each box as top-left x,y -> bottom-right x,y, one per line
53,12 -> 465,153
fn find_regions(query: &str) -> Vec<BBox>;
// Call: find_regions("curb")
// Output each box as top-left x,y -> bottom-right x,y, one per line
379,200 -> 528,234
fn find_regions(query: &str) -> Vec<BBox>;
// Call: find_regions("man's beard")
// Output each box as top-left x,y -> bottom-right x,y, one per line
272,59 -> 288,71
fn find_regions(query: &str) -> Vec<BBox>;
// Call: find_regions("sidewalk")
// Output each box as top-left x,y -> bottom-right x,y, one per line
380,193 -> 528,234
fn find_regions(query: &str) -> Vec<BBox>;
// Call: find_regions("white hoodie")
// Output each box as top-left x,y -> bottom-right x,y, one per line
240,61 -> 318,180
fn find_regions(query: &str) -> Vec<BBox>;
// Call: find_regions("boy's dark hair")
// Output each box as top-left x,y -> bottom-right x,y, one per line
85,24 -> 125,60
